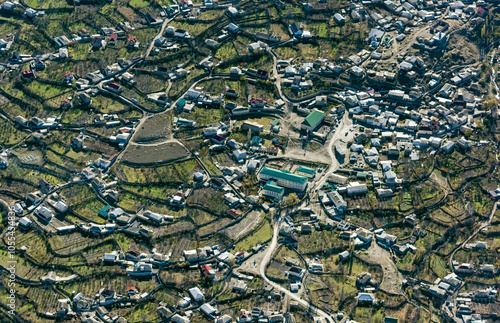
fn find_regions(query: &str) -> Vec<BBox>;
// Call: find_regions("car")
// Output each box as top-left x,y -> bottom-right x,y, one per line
345,132 -> 348,136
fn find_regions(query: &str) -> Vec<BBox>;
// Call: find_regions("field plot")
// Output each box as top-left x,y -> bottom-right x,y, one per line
198,218 -> 232,236
0,119 -> 27,146
121,141 -> 189,165
133,113 -> 172,143
222,210 -> 261,240
187,188 -> 229,214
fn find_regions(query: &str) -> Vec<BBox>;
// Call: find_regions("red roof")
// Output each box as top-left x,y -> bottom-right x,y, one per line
128,36 -> 137,43
201,264 -> 212,275
227,209 -> 242,218
21,71 -> 34,78
107,82 -> 121,90
477,7 -> 487,15
250,98 -> 267,104
109,34 -> 118,42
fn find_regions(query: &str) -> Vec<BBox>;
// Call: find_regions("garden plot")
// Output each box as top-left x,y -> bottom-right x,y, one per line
133,113 -> 172,143
121,141 -> 189,165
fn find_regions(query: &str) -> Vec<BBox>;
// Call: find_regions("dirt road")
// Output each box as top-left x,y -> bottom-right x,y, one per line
358,243 -> 404,295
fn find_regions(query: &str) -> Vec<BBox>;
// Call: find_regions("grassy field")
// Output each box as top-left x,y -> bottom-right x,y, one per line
235,216 -> 272,251
216,42 -> 238,61
0,118 -> 27,146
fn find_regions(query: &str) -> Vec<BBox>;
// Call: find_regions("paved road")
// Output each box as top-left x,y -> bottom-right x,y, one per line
145,13 -> 180,58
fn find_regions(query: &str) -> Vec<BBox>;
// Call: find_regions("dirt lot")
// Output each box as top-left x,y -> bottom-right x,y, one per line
121,140 -> 189,165
358,243 -> 403,295
222,210 -> 261,240
133,114 -> 172,143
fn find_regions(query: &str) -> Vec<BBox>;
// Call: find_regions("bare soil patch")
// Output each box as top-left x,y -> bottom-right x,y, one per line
121,141 -> 189,165
133,114 -> 172,143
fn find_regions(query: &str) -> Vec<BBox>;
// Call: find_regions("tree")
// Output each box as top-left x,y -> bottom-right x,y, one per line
484,98 -> 498,111
285,193 -> 299,207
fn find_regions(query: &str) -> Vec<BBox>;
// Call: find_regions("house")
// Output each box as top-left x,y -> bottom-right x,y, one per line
479,264 -> 496,276
328,191 -> 347,211
25,7 -> 37,18
441,141 -> 455,153
145,13 -> 157,24
256,69 -> 268,79
35,206 -> 54,222
175,29 -> 189,39
216,314 -> 233,323
21,70 -> 35,79
200,303 -> 217,317
241,121 -> 264,133
172,314 -> 190,323
189,287 -> 204,302
201,264 -> 215,279
92,37 -> 105,49
262,181 -> 285,200
205,39 -> 219,49
227,209 -> 242,218
375,231 -> 397,247
248,42 -> 262,53
455,263 -> 474,274
290,23 -> 302,37
31,58 -> 45,70
108,34 -> 118,45
128,263 -> 156,277
105,82 -> 123,93
347,182 -> 368,195
259,167 -> 308,191
56,299 -> 74,318
356,272 -> 372,286
127,35 -> 138,47
301,109 -> 326,132
227,23 -> 239,33
226,89 -> 239,98
18,217 -> 32,230
233,149 -> 246,162
339,250 -> 350,261
357,293 -> 375,305
2,1 -> 14,10
334,13 -> 345,24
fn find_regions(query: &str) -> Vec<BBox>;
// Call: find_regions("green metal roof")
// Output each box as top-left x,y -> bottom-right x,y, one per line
301,109 -> 325,128
357,172 -> 368,179
384,317 -> 398,323
260,167 -> 307,184
251,136 -> 262,146
297,166 -> 316,175
176,98 -> 186,106
178,118 -> 195,124
98,205 -> 111,218
263,181 -> 285,194
270,119 -> 280,126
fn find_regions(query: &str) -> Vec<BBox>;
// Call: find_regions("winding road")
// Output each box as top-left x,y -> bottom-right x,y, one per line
258,213 -> 335,323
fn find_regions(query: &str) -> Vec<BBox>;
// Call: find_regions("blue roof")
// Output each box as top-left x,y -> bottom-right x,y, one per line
358,293 -> 374,302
